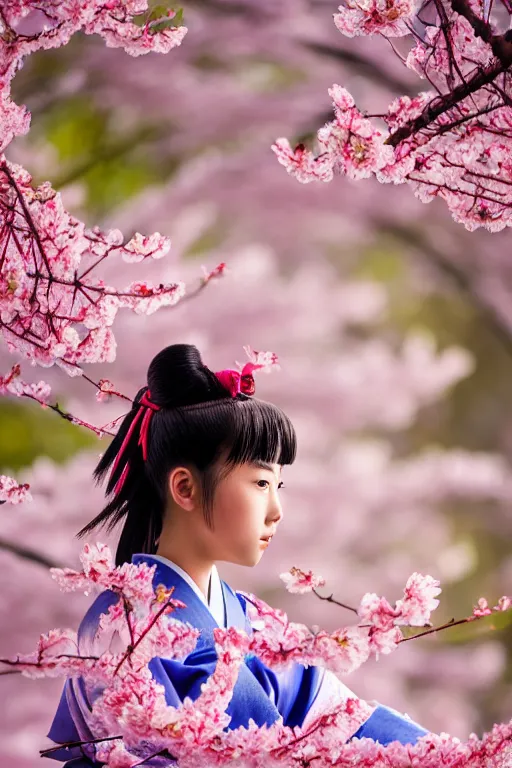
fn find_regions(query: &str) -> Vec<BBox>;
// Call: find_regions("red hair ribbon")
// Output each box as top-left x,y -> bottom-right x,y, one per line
214,363 -> 258,397
111,389 -> 160,495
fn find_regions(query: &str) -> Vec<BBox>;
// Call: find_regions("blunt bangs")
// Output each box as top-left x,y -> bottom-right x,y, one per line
150,395 -> 297,475
223,397 -> 297,468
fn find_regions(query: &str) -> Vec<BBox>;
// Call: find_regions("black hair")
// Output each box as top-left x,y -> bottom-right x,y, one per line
76,343 -> 297,565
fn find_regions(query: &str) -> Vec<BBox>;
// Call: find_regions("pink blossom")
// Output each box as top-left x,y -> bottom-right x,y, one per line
274,86 -> 395,186
272,139 -> 334,183
119,280 -> 186,315
315,626 -> 372,675
0,364 -> 51,403
280,566 -> 326,594
0,474 -> 32,504
115,231 -> 171,263
494,596 -> 512,612
51,542 -> 157,605
201,261 -> 229,284
358,593 -> 401,630
367,625 -> 403,656
396,573 -> 442,626
239,345 -> 281,376
13,628 -> 78,679
473,598 -> 493,618
96,378 -> 117,403
334,0 -> 417,38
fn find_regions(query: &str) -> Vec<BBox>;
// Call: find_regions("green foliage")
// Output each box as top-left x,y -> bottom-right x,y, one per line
133,2 -> 184,31
184,219 -> 226,257
34,96 -> 169,216
43,96 -> 106,162
0,400 -> 96,473
191,53 -> 303,92
233,59 -> 304,93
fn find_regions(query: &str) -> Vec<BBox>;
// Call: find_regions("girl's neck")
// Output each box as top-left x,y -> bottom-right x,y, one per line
155,544 -> 213,599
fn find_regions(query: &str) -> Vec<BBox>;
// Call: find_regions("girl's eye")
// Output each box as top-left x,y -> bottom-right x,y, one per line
257,480 -> 285,489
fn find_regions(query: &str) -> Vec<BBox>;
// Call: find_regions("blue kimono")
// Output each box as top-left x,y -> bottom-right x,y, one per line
44,554 -> 428,766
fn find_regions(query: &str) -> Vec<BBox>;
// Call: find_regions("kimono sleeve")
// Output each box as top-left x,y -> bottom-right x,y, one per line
235,592 -> 430,746
350,703 -> 429,745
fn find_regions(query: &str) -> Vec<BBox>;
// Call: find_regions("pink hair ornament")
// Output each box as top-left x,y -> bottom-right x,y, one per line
214,346 -> 280,396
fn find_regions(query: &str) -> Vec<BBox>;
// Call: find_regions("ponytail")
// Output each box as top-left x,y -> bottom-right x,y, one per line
76,387 -> 165,566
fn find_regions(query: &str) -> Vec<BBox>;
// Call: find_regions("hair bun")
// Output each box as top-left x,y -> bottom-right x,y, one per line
146,344 -> 227,408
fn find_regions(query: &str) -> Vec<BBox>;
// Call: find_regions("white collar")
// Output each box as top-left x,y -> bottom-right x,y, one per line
143,554 -> 226,627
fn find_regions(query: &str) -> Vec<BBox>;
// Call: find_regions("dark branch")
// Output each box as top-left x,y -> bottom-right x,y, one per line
385,0 -> 512,148
302,41 -> 419,97
0,536 -> 61,569
385,51 -> 512,146
373,219 -> 512,358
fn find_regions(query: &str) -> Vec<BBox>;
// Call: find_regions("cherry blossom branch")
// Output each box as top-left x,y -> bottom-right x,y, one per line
398,615 -> 470,642
0,544 -> 510,768
0,1 -> 227,394
112,587 -> 181,676
0,652 -> 101,673
0,363 -> 117,437
385,41 -> 512,147
273,0 -> 512,230
312,587 -> 359,615
39,734 -> 122,758
281,566 -> 511,654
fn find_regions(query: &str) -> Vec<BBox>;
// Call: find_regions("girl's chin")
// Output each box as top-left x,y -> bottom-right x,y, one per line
221,542 -> 268,567
240,549 -> 266,567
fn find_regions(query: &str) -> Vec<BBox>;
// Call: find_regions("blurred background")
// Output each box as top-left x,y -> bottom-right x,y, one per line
1,1 -> 511,765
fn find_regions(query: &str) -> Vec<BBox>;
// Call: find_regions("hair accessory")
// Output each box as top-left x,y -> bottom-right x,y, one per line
215,363 -> 259,397
111,388 -> 160,495
138,389 -> 161,461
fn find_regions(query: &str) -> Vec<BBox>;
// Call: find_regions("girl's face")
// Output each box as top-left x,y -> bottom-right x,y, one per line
207,460 -> 284,567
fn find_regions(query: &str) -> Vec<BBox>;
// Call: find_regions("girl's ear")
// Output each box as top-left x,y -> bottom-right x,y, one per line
168,466 -> 198,511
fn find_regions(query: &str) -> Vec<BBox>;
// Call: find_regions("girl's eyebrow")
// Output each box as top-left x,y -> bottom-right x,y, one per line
251,460 -> 282,475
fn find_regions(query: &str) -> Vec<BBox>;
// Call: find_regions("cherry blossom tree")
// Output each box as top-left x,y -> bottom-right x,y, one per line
273,0 -> 512,233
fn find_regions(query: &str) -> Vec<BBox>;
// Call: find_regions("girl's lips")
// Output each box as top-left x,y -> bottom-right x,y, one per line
259,539 -> 270,548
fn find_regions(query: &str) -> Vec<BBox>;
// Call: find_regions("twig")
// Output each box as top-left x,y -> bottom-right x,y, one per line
312,588 -> 359,615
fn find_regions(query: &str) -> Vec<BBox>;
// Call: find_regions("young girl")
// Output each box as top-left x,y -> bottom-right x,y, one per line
45,344 -> 428,766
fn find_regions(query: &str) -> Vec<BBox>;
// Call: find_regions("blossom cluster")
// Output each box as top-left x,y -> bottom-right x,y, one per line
273,3 -> 512,231
0,474 -> 32,504
1,543 -> 511,767
259,568 -> 442,668
0,2 -> 196,375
